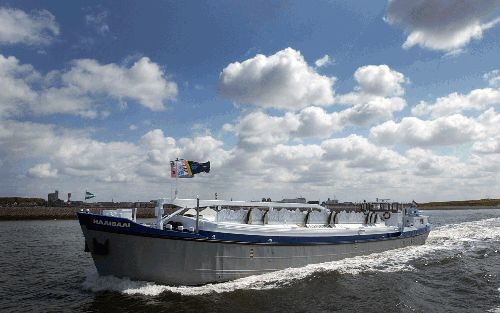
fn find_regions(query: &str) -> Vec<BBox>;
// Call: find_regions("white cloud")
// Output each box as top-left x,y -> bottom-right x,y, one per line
315,54 -> 332,68
370,114 -> 484,147
0,7 -> 59,45
2,115 -> 500,202
225,111 -> 300,150
293,106 -> 343,137
28,163 -> 58,178
0,55 -> 39,117
412,87 -> 500,118
37,87 -> 97,118
0,120 -> 228,185
225,97 -> 409,152
338,96 -> 406,126
406,148 -> 465,176
471,108 -> 500,154
335,65 -> 408,125
85,10 -> 110,35
472,137 -> 500,154
484,69 -> 500,87
385,0 -> 500,53
3,49 -> 500,201
219,47 -> 335,110
222,65 -> 409,145
62,57 -> 178,111
321,134 -> 406,170
352,65 -> 407,97
0,54 -> 178,118
224,107 -> 345,151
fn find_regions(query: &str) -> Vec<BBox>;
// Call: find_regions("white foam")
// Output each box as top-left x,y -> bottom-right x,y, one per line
82,217 -> 500,296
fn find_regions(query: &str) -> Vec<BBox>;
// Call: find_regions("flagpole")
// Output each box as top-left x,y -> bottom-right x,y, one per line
170,179 -> 173,200
175,158 -> 179,199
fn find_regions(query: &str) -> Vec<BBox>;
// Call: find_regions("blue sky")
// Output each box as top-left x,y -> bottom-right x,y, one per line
1,1 -> 499,202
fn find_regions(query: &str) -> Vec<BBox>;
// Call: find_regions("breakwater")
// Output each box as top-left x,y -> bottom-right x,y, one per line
0,207 -> 156,220
419,205 -> 500,210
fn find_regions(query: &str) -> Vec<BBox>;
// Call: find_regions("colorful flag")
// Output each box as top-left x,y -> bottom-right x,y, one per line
188,161 -> 210,175
85,191 -> 95,200
171,160 -> 210,178
170,161 -> 177,178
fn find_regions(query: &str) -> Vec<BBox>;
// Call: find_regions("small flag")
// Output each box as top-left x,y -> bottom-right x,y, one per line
85,191 -> 95,200
176,159 -> 192,178
188,161 -> 210,175
170,161 -> 177,178
171,160 -> 210,178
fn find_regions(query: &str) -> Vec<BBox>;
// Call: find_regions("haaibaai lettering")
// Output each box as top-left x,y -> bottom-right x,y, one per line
93,219 -> 131,228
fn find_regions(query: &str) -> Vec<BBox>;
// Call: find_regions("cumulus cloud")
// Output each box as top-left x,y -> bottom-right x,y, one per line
335,65 -> 408,125
224,95 -> 408,152
0,55 -> 39,117
220,61 -> 407,123
406,148 -> 465,176
37,87 -> 97,118
2,115 -> 500,201
484,69 -> 500,87
0,7 -> 59,45
293,106 -> 342,138
472,137 -> 500,154
412,87 -> 500,118
61,57 -> 178,111
321,134 -> 406,170
352,65 -> 407,97
338,96 -> 406,126
0,54 -> 178,118
28,163 -> 58,178
219,48 -> 335,110
223,107 -> 344,151
370,114 -> 484,147
471,108 -> 500,154
315,54 -> 332,68
0,120 -> 228,184
224,111 -> 300,150
384,0 -> 500,53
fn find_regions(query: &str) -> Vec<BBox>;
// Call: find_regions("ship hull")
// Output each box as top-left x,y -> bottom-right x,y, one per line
79,213 -> 430,285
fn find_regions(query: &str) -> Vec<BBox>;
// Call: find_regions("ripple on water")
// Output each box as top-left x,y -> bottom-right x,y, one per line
82,217 -> 500,297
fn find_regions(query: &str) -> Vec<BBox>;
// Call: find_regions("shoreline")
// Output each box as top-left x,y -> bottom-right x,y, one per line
1,205 -> 499,221
0,206 -> 156,221
419,205 -> 500,210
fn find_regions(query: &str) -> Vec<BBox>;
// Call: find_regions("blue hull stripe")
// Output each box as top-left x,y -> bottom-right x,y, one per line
77,213 -> 430,246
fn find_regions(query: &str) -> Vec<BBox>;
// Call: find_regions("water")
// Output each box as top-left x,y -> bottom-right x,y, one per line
0,209 -> 499,313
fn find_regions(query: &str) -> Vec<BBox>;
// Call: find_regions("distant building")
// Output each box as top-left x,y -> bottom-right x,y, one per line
321,198 -> 339,209
48,190 -> 63,206
279,197 -> 306,204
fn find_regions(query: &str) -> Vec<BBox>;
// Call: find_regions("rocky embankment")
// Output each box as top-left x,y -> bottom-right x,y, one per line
419,205 -> 500,210
0,206 -> 156,220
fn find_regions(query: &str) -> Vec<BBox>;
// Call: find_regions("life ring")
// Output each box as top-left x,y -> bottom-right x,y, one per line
382,211 -> 391,220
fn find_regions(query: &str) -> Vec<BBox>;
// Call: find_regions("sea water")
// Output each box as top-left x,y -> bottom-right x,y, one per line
0,209 -> 499,312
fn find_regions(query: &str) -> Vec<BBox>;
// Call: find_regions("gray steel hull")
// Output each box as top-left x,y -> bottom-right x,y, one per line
81,225 -> 429,286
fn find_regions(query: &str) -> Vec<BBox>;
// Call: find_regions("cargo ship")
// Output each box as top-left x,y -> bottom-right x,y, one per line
77,198 -> 430,285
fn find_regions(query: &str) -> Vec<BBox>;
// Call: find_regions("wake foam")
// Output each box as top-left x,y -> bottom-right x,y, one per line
82,217 -> 500,296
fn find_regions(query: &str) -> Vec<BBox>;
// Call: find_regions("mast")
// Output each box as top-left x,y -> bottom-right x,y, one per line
175,158 -> 179,199
195,196 -> 200,233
